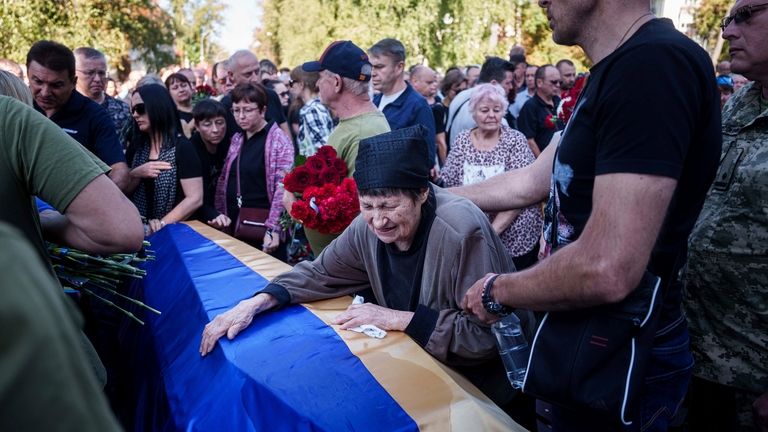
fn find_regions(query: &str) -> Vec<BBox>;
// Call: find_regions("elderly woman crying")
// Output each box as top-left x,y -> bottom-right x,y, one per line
200,125 -> 534,408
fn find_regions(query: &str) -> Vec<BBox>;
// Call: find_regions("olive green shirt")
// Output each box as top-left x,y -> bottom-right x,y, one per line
0,96 -> 108,266
0,223 -> 120,431
327,110 -> 390,176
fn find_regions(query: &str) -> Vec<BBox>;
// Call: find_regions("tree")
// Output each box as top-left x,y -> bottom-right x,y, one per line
0,0 -> 176,76
254,0 -> 589,72
169,0 -> 226,67
692,0 -> 733,62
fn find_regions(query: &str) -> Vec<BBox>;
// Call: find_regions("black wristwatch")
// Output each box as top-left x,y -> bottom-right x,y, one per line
482,273 -> 511,316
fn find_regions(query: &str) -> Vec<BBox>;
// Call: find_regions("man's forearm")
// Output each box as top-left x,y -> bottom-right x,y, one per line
491,237 -> 631,312
450,143 -> 553,212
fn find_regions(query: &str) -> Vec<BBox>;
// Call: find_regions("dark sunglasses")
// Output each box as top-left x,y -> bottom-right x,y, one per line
279,91 -> 290,98
131,103 -> 146,116
549,80 -> 562,86
721,2 -> 768,30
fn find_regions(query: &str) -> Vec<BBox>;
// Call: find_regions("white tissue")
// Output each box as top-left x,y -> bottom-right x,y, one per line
347,295 -> 387,339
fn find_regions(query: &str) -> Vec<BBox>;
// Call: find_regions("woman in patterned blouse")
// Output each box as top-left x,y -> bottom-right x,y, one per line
442,83 -> 543,269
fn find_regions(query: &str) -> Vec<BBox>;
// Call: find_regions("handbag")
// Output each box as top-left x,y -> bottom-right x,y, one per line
232,147 -> 270,244
522,271 -> 662,426
521,154 -> 665,426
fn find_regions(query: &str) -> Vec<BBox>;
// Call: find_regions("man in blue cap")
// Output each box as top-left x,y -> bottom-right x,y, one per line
282,40 -> 391,256
301,40 -> 390,176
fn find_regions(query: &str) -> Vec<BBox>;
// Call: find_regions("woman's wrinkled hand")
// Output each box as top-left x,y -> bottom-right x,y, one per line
332,303 -> 413,331
131,161 -> 172,179
199,294 -> 276,356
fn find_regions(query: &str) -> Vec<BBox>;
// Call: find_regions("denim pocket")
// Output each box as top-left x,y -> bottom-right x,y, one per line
639,321 -> 694,431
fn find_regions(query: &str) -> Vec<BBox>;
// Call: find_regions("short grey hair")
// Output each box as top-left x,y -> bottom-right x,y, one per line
368,38 -> 406,63
136,73 -> 163,88
74,47 -> 106,61
342,76 -> 369,96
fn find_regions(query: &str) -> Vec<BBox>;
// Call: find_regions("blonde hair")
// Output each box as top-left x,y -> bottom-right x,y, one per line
0,70 -> 33,105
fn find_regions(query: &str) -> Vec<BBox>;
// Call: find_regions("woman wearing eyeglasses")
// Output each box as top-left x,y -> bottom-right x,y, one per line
215,82 -> 294,259
125,84 -> 204,236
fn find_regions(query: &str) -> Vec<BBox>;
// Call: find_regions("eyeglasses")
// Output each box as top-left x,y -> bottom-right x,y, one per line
288,79 -> 295,87
77,69 -> 107,80
721,2 -> 768,30
278,91 -> 289,98
549,80 -> 562,86
231,107 -> 259,116
131,103 -> 146,116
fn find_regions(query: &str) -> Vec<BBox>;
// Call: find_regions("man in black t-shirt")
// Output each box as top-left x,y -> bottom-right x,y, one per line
517,64 -> 563,157
454,1 -> 721,430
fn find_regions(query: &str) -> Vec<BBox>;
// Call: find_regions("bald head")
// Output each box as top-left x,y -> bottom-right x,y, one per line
409,65 -> 438,99
0,59 -> 23,80
228,50 -> 260,85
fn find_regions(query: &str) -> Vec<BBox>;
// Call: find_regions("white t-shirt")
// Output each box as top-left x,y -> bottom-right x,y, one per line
377,88 -> 406,112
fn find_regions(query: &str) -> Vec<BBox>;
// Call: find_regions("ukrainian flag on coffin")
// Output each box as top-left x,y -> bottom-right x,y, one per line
133,221 -> 522,431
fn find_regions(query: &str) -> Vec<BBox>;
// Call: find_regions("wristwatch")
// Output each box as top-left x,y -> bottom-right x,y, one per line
482,273 -> 511,316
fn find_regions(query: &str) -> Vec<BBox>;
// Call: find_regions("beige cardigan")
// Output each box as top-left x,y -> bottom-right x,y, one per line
271,186 -> 524,367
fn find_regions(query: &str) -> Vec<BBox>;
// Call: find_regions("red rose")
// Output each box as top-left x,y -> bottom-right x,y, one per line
305,155 -> 325,175
332,159 -> 348,178
284,165 -> 313,193
320,168 -> 339,185
290,200 -> 312,223
316,145 -> 337,161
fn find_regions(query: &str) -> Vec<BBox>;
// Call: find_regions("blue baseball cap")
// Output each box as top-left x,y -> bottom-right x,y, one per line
302,40 -> 372,82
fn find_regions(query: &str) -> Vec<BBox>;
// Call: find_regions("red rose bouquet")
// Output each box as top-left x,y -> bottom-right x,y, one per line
283,146 -> 359,234
557,74 -> 587,125
192,84 -> 218,106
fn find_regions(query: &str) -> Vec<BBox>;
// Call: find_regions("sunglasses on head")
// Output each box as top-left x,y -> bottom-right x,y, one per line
721,2 -> 768,30
131,103 -> 146,116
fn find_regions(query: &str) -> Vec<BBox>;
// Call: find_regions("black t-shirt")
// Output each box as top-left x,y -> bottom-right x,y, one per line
190,133 -> 223,221
517,93 -> 562,152
177,109 -> 194,124
546,18 -> 721,325
377,188 -> 437,312
226,123 -> 270,221
35,91 -> 126,166
431,102 -> 447,135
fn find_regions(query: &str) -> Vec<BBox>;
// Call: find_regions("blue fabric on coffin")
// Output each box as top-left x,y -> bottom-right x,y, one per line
122,224 -> 417,431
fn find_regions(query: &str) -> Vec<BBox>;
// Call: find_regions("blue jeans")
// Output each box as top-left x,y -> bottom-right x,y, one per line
538,315 -> 694,432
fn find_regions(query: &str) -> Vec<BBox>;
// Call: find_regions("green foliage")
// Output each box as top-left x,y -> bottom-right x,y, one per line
0,0 -> 229,76
692,0 -> 732,58
256,0 -> 590,71
169,0 -> 226,66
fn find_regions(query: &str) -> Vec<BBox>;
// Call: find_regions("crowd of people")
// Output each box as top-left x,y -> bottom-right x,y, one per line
0,0 -> 766,430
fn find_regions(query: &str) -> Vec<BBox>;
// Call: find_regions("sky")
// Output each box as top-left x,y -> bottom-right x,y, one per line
213,0 -> 261,57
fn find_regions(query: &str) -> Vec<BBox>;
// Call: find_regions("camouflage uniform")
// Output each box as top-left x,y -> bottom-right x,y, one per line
684,81 -> 768,427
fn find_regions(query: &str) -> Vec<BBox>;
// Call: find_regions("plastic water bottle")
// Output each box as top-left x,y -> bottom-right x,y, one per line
492,313 -> 530,389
